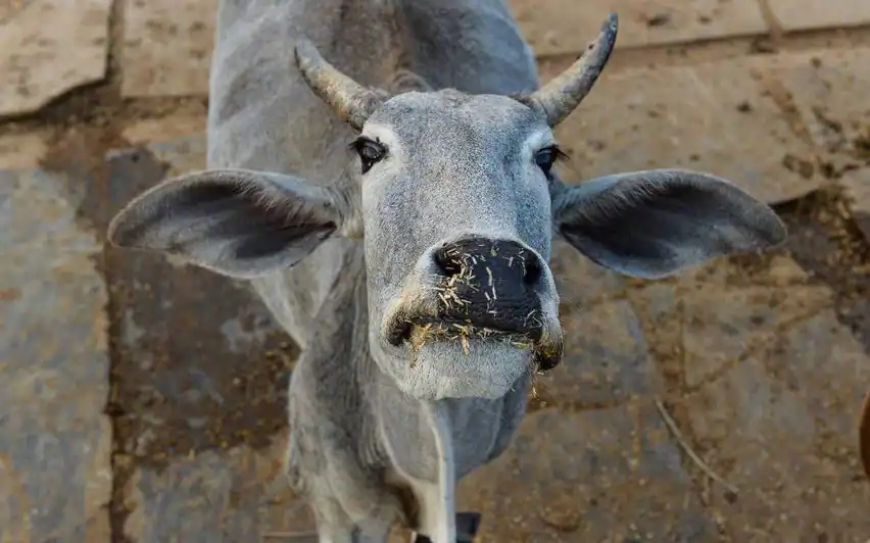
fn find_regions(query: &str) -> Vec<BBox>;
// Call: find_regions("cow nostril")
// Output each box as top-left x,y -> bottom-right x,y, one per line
524,256 -> 542,285
433,245 -> 463,277
434,238 -> 544,286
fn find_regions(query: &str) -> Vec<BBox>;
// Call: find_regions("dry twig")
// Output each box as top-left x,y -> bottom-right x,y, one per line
654,398 -> 739,495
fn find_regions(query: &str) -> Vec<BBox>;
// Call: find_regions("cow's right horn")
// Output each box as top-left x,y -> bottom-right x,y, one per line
295,38 -> 383,131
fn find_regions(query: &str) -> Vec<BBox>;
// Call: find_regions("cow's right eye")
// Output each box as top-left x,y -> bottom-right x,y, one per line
534,145 -> 565,177
350,137 -> 388,174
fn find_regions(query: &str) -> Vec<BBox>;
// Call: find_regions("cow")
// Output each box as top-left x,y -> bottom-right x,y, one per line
106,1 -> 787,541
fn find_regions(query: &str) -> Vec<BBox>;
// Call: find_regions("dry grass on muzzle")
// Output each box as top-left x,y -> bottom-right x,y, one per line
409,248 -> 536,356
408,322 -> 536,356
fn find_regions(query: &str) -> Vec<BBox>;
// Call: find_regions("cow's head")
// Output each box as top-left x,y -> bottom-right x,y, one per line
108,14 -> 786,401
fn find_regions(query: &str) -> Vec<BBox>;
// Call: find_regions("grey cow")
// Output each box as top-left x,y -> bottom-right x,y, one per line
107,0 -> 787,541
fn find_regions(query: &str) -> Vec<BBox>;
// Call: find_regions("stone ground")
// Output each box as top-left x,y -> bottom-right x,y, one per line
1,0 -> 870,541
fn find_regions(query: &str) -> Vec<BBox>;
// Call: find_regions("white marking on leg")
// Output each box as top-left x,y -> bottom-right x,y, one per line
422,401 -> 456,543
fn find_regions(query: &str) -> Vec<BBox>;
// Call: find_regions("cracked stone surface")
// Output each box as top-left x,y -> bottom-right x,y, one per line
548,55 -> 824,204
0,0 -> 112,116
548,238 -> 625,308
623,254 -> 870,541
767,0 -> 870,32
121,112 -> 207,146
458,403 -> 720,542
120,434 -> 313,542
0,132 -> 47,169
768,48 -> 870,175
684,309 -> 870,541
630,278 -> 834,389
510,0 -> 768,56
121,0 -> 217,97
537,300 -> 663,408
0,168 -> 112,543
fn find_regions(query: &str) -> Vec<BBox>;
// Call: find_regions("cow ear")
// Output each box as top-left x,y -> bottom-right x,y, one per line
551,169 -> 787,278
108,169 -> 344,278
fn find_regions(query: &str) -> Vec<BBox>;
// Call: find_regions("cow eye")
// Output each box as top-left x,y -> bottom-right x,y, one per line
534,145 -> 564,176
350,137 -> 388,174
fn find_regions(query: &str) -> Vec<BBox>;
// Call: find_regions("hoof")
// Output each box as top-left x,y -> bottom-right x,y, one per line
413,512 -> 483,543
456,511 -> 482,542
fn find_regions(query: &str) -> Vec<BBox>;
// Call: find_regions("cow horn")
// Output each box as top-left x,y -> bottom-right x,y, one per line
294,38 -> 383,130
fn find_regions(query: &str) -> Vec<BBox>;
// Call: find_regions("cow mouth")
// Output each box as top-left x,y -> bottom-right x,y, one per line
384,308 -> 562,371
389,314 -> 538,347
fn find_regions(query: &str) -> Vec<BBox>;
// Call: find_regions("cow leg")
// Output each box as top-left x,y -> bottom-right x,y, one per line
455,512 -> 482,542
304,496 -> 394,543
411,512 -> 482,543
287,352 -> 402,543
311,497 -> 355,543
288,450 -> 399,543
286,415 -> 400,543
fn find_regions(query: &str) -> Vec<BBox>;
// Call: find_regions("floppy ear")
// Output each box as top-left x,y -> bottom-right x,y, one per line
108,169 -> 344,279
551,169 -> 787,279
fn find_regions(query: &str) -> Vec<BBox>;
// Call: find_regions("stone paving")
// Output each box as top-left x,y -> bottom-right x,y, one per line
0,0 -> 112,117
1,0 -> 870,542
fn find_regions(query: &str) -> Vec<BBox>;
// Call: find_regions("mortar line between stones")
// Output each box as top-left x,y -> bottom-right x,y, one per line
682,302 -> 837,396
102,1 -> 135,541
662,282 -> 738,538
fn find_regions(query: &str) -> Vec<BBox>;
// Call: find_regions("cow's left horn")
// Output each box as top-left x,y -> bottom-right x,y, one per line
525,13 -> 618,127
